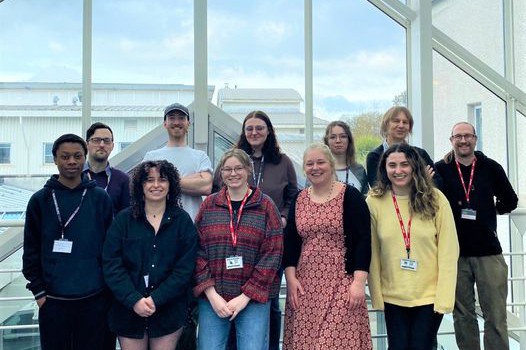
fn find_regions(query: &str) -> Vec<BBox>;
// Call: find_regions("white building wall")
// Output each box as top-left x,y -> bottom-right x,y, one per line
432,0 -> 519,177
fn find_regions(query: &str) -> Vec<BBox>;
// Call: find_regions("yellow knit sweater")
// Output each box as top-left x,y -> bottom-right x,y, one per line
366,189 -> 459,314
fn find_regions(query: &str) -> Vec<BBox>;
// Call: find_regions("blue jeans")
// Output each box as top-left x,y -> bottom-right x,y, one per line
198,298 -> 270,350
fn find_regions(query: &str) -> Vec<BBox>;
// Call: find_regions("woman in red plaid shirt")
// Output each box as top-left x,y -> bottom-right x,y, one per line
194,149 -> 283,350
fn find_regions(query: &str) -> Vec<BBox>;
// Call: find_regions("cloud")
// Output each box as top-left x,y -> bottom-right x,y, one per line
314,48 -> 405,101
256,21 -> 288,43
48,41 -> 65,53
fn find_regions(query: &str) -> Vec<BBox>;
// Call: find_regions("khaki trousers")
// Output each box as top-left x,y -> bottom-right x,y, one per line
453,254 -> 509,350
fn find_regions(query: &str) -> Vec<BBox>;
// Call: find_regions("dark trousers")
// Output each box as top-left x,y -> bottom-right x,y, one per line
268,268 -> 283,350
384,303 -> 443,350
102,293 -> 117,350
38,292 -> 108,350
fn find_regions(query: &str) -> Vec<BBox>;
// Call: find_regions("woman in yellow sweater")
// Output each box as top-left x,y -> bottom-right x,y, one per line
366,143 -> 459,350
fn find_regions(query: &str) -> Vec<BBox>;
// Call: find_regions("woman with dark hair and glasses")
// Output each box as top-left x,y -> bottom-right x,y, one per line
213,110 -> 297,349
323,120 -> 368,196
367,144 -> 458,350
103,160 -> 197,350
195,149 -> 283,350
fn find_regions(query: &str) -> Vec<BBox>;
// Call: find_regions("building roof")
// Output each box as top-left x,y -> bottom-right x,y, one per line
0,105 -> 165,112
219,88 -> 303,102
0,82 -> 214,92
0,185 -> 33,213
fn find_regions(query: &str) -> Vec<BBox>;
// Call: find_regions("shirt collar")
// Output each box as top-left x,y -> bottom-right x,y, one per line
83,162 -> 112,177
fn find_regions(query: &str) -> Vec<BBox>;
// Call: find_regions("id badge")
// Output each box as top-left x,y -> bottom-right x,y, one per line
461,208 -> 477,220
53,239 -> 73,253
226,256 -> 243,270
400,258 -> 418,271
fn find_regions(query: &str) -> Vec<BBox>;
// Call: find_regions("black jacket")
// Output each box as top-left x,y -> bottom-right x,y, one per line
366,143 -> 443,189
103,206 -> 197,338
435,151 -> 518,256
283,185 -> 371,274
23,175 -> 113,299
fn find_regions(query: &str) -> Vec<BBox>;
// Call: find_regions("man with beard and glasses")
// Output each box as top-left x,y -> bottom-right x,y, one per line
435,122 -> 518,350
143,103 -> 213,221
84,122 -> 130,215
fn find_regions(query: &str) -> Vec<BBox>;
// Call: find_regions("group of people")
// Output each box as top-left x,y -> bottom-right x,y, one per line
22,102 -> 518,350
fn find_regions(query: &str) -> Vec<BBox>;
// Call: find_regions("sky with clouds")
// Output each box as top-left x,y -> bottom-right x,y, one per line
0,0 -> 407,120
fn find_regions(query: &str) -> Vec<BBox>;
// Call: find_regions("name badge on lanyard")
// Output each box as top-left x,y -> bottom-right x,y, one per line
455,158 -> 477,221
392,192 -> 416,271
53,239 -> 73,253
400,258 -> 418,271
226,256 -> 244,270
461,208 -> 477,220
51,188 -> 87,254
225,189 -> 250,270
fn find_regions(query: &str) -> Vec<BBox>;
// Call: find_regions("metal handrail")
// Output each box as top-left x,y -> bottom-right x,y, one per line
2,221 -> 526,345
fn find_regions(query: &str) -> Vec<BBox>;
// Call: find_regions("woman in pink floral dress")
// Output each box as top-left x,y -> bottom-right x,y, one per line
282,143 -> 372,349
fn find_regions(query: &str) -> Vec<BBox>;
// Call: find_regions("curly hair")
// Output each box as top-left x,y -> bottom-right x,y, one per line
369,143 -> 438,220
130,160 -> 182,219
323,120 -> 357,166
236,110 -> 282,164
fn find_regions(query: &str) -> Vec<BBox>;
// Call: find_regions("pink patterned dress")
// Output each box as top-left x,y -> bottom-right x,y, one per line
283,186 -> 372,349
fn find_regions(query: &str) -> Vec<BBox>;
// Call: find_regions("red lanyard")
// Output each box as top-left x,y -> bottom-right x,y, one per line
226,189 -> 250,248
455,158 -> 476,205
391,192 -> 412,259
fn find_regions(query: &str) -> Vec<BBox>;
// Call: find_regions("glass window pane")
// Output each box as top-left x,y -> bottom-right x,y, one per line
208,1 -> 305,164
91,1 -> 195,157
433,52 -> 507,167
517,111 -> 526,201
0,143 -> 11,164
313,1 -> 406,167
0,1 -> 82,179
514,1 -> 526,92
43,143 -> 53,164
432,1 -> 504,75
0,1 -> 82,83
208,1 -> 303,95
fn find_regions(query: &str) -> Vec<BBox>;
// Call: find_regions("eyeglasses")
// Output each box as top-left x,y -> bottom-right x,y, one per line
244,126 -> 267,133
221,166 -> 245,174
88,137 -> 113,145
450,133 -> 476,141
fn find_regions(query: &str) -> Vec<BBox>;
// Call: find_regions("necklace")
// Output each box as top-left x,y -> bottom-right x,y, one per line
309,181 -> 335,203
146,211 -> 164,219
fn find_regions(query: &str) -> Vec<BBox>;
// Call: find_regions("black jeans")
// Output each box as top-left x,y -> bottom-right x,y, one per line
38,292 -> 108,350
384,303 -> 443,350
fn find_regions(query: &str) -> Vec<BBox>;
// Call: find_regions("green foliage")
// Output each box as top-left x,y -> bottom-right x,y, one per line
355,134 -> 381,165
338,111 -> 383,165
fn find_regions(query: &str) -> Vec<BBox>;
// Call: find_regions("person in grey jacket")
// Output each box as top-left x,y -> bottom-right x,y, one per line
103,160 -> 197,350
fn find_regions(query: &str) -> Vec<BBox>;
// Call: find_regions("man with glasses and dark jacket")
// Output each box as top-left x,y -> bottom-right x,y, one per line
435,122 -> 518,350
84,122 -> 130,215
